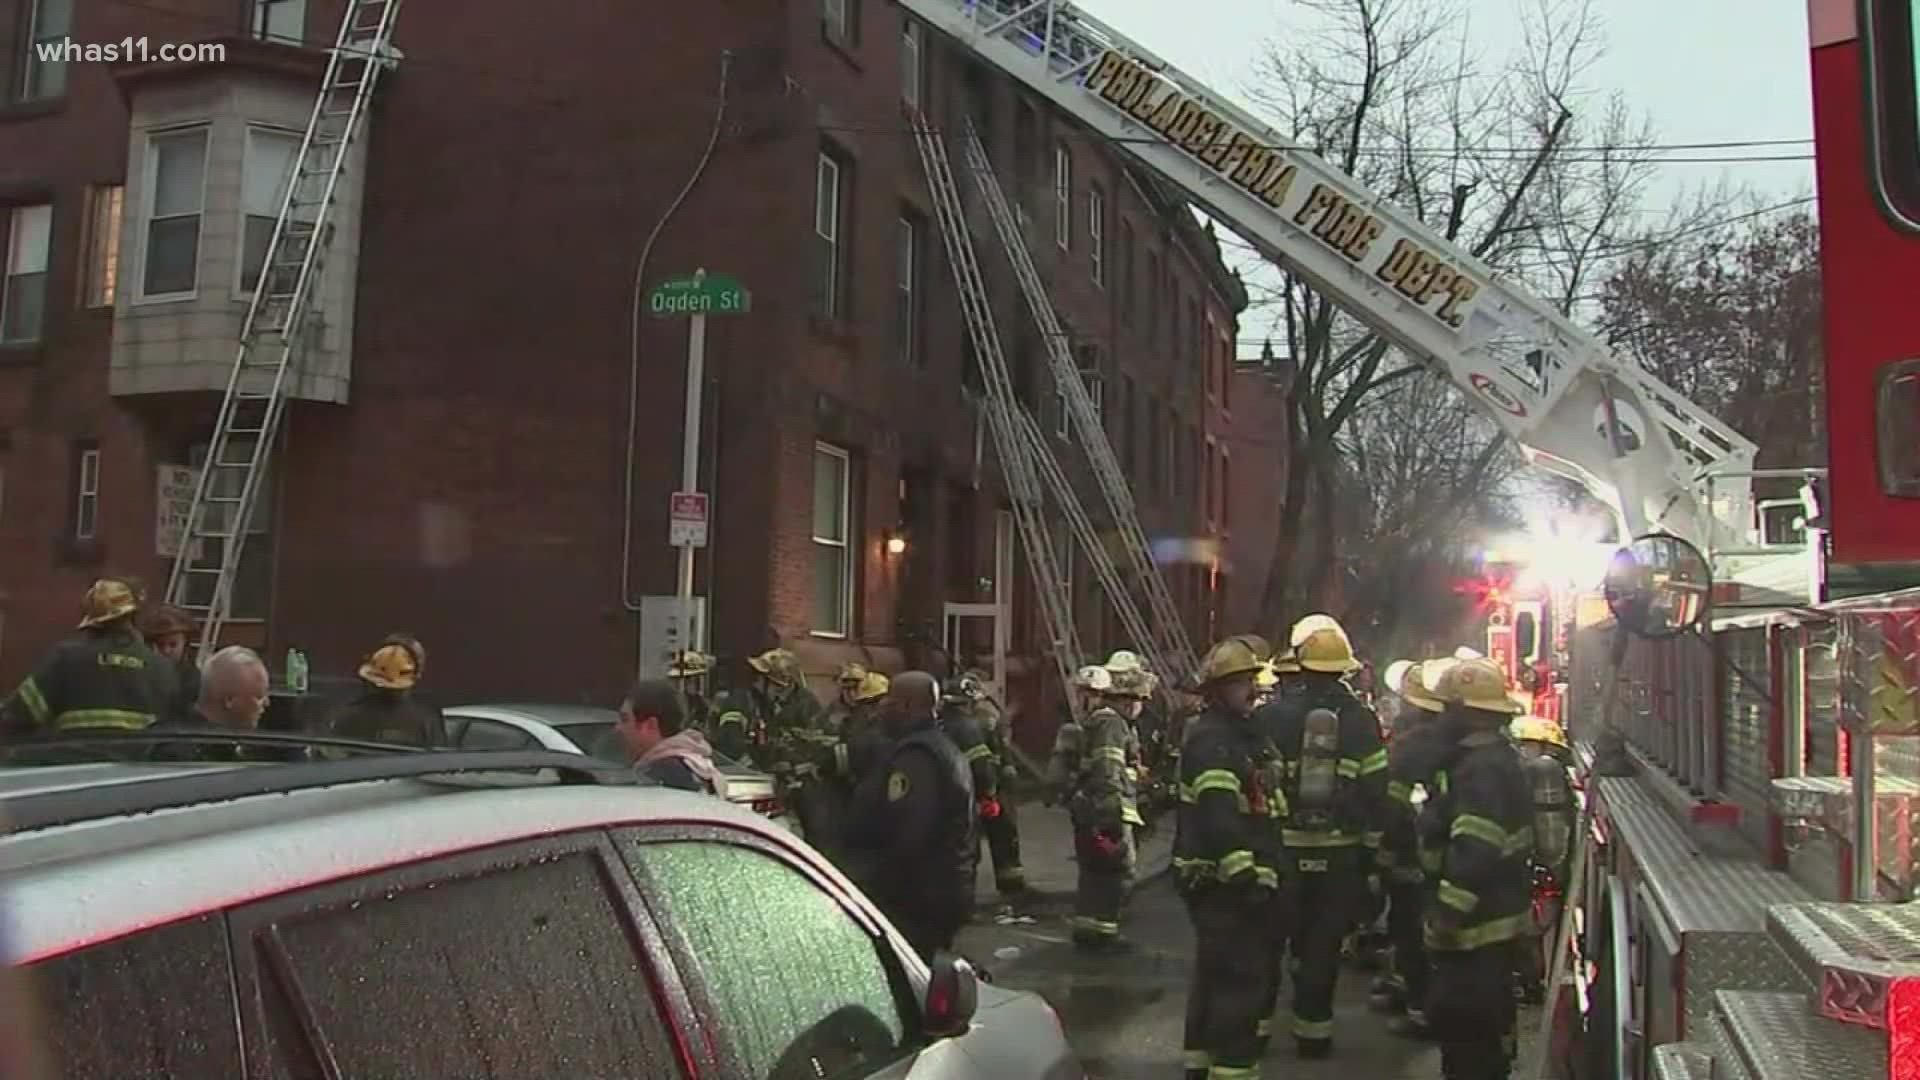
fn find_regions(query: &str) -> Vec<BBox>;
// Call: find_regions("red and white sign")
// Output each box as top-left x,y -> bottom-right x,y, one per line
1470,373 -> 1528,418
669,491 -> 708,548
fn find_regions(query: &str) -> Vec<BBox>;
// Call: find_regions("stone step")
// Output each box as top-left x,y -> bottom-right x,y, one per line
1713,989 -> 1885,1080
1651,1041 -> 1715,1080
1765,900 -> 1920,1028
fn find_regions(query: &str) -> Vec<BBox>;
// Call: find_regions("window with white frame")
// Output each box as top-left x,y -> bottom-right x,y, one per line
16,0 -> 71,102
82,185 -> 124,308
900,18 -> 922,108
250,0 -> 306,44
895,214 -> 919,367
141,128 -> 209,299
823,0 -> 856,46
812,444 -> 853,637
2,204 -> 51,344
1088,185 -> 1105,286
1053,143 -> 1071,250
812,151 -> 846,320
73,445 -> 99,541
239,127 -> 303,294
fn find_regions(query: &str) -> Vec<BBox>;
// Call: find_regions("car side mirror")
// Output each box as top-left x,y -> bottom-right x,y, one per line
1603,532 -> 1712,639
922,952 -> 980,1039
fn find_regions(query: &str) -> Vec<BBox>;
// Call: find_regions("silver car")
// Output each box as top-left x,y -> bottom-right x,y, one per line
442,702 -> 786,825
0,750 -> 1082,1079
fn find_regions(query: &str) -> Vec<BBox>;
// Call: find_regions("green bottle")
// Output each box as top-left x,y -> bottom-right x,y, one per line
286,648 -> 310,694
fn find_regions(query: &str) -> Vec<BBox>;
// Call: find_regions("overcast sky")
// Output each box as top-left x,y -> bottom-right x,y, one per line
1073,0 -> 1818,349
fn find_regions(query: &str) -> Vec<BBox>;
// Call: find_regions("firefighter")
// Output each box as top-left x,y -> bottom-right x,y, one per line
1510,713 -> 1576,1006
666,651 -> 714,735
1370,658 -> 1456,1038
1176,637 -> 1288,1080
140,604 -> 200,726
1423,658 -> 1534,1080
837,670 -> 892,790
1049,662 -> 1146,950
1255,614 -> 1389,1058
325,640 -> 446,747
0,579 -> 179,742
713,646 -> 823,773
842,671 -> 977,961
942,673 -> 1026,900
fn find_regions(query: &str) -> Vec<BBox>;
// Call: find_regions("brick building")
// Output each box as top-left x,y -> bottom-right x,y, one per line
0,0 -> 1247,740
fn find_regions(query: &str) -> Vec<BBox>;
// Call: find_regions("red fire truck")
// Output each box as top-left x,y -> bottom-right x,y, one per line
1554,3 -> 1920,1079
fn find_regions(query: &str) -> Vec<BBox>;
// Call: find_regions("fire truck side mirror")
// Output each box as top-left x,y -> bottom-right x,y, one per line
1603,533 -> 1712,639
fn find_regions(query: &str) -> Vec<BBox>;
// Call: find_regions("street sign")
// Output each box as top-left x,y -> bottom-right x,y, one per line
669,491 -> 709,548
648,271 -> 751,317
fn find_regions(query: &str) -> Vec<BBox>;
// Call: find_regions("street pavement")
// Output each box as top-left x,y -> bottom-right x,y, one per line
958,871 -> 1544,1079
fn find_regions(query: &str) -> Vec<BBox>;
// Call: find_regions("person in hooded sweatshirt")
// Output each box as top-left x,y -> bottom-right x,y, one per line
618,678 -> 721,795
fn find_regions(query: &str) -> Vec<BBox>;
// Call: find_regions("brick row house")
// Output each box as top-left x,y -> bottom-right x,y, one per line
0,0 -> 1279,750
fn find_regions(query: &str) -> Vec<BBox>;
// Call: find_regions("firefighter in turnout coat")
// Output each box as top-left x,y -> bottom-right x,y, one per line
1049,662 -> 1146,950
1422,658 -> 1535,1079
1255,615 -> 1390,1058
715,649 -> 830,838
941,673 -> 1026,899
1176,637 -> 1289,1080
1,579 -> 178,742
1371,657 -> 1459,1038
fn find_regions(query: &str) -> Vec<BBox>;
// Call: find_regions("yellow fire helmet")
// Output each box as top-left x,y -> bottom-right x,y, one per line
836,661 -> 869,687
1382,659 -> 1415,696
359,643 -> 420,691
1295,625 -> 1362,673
1074,665 -> 1114,692
1289,613 -> 1345,648
1103,649 -> 1144,673
1107,668 -> 1154,699
1272,648 -> 1302,675
666,651 -> 711,679
1254,661 -> 1280,690
1400,660 -> 1449,713
853,671 -> 890,703
747,648 -> 803,689
1228,634 -> 1274,662
1436,657 -> 1525,716
1197,638 -> 1264,685
1511,714 -> 1570,749
78,578 -> 139,629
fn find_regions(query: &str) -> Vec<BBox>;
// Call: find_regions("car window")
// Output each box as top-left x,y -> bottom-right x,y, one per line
457,717 -> 536,751
630,839 -> 916,1079
29,913 -> 241,1075
260,850 -> 682,1076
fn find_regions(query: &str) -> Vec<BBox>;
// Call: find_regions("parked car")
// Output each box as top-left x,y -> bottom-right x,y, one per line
442,703 -> 785,823
0,750 -> 1081,1079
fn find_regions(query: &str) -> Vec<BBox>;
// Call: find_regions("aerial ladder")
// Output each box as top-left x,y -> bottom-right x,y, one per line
957,116 -> 1200,685
163,0 -> 403,661
910,111 -> 1088,694
899,0 -> 1762,556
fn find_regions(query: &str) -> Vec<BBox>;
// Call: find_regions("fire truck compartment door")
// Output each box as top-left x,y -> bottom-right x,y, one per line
1637,881 -> 1683,1048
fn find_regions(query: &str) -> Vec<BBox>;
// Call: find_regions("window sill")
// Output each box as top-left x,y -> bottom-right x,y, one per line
0,97 -> 66,124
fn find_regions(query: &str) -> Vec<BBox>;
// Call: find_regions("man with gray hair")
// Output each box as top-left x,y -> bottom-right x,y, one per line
197,646 -> 270,730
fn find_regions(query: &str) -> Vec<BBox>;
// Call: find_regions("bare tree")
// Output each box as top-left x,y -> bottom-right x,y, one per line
1229,0 -> 1696,637
1597,206 -> 1824,472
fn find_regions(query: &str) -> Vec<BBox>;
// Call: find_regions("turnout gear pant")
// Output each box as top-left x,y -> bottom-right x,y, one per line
981,800 -> 1026,894
1279,845 -> 1368,1047
1387,878 -> 1430,1020
1071,825 -> 1134,942
1429,944 -> 1519,1079
1183,890 -> 1283,1080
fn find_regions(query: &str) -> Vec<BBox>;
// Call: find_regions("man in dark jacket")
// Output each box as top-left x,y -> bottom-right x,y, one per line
842,671 -> 977,961
618,678 -> 720,794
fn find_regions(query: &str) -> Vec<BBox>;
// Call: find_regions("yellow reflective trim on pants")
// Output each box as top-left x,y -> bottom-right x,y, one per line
15,677 -> 50,723
1387,780 -> 1413,805
1071,916 -> 1119,936
1123,804 -> 1145,826
1183,1050 -> 1214,1069
1283,830 -> 1361,848
1252,867 -> 1279,889
1208,1066 -> 1259,1079
1189,769 -> 1243,795
1217,849 -> 1256,879
1357,747 -> 1389,776
1450,813 -> 1509,847
54,709 -> 153,731
1436,879 -> 1479,913
1293,1016 -> 1334,1039
1426,912 -> 1530,951
964,743 -> 994,762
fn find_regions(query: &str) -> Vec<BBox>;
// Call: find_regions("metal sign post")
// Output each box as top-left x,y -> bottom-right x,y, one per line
647,269 -> 750,660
